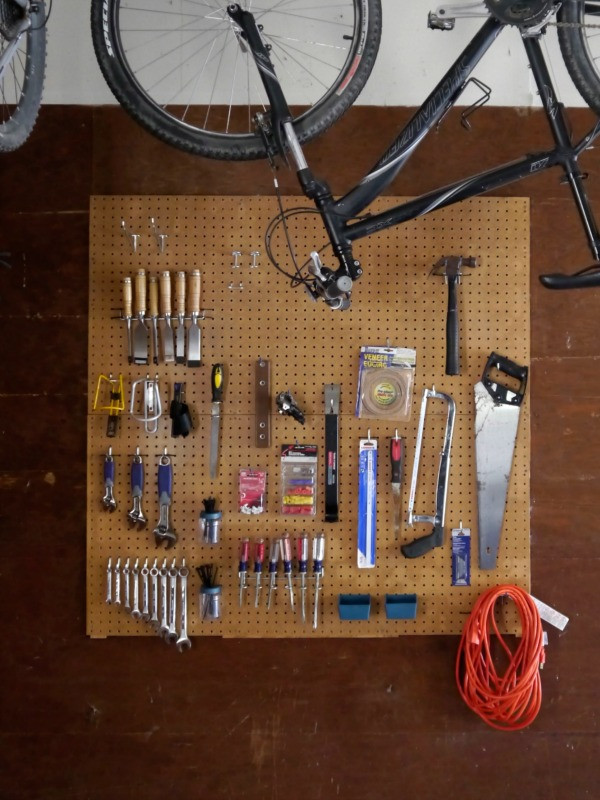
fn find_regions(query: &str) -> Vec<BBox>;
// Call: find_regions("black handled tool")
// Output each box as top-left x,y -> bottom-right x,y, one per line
209,364 -> 225,479
431,256 -> 478,375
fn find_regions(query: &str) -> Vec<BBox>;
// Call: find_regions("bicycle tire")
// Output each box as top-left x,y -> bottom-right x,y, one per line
91,0 -> 382,160
0,0 -> 46,152
558,0 -> 600,116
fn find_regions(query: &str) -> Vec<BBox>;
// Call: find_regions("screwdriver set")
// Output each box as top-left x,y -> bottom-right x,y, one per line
87,194 -> 532,639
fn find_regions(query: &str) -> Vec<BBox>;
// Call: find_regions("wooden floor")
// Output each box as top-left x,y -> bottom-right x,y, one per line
1,104 -> 599,798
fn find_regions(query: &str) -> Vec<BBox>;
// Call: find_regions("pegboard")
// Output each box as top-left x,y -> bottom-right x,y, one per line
87,194 -> 530,638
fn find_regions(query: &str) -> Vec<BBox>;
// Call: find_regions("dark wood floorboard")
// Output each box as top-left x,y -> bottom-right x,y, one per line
0,104 -> 599,798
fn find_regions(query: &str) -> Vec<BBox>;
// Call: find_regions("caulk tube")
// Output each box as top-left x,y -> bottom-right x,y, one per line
357,435 -> 378,568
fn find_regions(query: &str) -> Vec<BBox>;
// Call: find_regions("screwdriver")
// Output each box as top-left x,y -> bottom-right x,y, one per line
312,533 -> 325,630
296,534 -> 309,623
253,538 -> 265,608
390,430 -> 404,539
238,537 -> 250,607
266,538 -> 280,610
280,533 -> 295,612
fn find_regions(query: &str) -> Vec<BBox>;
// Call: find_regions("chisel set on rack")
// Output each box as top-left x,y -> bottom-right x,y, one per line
120,270 -> 206,367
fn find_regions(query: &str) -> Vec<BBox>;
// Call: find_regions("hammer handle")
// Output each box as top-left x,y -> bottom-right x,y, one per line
446,276 -> 460,376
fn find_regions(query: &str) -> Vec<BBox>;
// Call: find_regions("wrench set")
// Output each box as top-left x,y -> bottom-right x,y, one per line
105,556 -> 192,651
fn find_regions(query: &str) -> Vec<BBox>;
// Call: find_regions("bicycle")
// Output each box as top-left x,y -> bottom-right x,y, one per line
0,0 -> 47,152
92,0 -> 600,306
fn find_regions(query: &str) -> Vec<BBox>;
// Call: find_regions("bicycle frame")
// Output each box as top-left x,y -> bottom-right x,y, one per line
229,6 -> 600,304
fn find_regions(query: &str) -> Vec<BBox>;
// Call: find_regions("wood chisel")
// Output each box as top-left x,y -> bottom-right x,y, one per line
175,270 -> 186,365
148,275 -> 159,365
390,431 -> 404,539
133,269 -> 149,365
186,269 -> 201,367
209,363 -> 225,479
122,276 -> 133,364
159,271 -> 175,363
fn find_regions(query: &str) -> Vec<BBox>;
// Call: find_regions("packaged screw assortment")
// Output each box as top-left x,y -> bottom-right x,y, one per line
238,468 -> 267,515
355,345 -> 417,422
280,444 -> 317,516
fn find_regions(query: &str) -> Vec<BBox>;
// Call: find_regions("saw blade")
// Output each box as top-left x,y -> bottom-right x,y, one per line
209,403 -> 220,479
474,381 -> 521,570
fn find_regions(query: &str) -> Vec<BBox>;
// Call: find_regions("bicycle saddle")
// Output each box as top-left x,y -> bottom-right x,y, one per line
540,264 -> 600,290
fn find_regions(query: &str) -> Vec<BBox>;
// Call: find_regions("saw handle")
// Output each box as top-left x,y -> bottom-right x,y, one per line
160,271 -> 172,317
401,525 -> 444,558
446,276 -> 460,376
482,352 -> 528,406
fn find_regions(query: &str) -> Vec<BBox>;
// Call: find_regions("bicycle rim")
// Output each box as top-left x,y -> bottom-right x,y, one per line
99,0 -> 373,156
0,0 -> 46,151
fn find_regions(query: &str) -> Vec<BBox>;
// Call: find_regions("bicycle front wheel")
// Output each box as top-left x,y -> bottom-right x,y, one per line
558,0 -> 600,116
91,0 -> 382,160
0,0 -> 46,152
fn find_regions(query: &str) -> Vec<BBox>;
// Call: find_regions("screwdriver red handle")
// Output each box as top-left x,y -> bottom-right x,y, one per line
390,436 -> 403,484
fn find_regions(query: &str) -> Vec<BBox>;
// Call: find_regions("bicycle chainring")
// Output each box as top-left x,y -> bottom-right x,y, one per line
484,0 -> 557,27
0,0 -> 25,40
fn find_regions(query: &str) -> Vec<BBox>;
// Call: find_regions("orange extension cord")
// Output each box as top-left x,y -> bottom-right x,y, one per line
455,585 -> 545,731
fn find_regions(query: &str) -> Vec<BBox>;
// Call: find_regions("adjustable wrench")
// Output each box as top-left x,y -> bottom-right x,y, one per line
150,558 -> 159,625
123,558 -> 131,609
159,558 -> 169,637
153,451 -> 178,548
141,558 -> 150,621
176,559 -> 192,652
128,448 -> 147,528
131,558 -> 142,620
166,559 -> 178,643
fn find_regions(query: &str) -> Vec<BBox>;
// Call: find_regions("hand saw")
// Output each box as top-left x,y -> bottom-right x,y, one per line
475,352 -> 528,570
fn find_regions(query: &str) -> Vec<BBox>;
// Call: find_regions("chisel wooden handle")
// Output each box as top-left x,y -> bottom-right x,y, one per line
160,271 -> 172,318
176,271 -> 186,316
189,270 -> 201,316
135,269 -> 146,316
123,277 -> 132,319
149,275 -> 158,318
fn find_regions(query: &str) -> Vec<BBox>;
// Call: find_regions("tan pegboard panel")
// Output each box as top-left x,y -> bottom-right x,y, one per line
87,195 -> 530,638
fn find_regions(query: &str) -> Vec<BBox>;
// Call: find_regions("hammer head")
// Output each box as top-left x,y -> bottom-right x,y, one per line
431,255 -> 478,279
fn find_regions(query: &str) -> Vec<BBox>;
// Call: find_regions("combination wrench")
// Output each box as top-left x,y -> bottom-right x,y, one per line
105,558 -> 112,604
159,558 -> 169,637
141,558 -> 150,621
166,558 -> 178,643
123,558 -> 131,609
150,558 -> 159,625
176,559 -> 192,652
131,558 -> 142,620
114,558 -> 121,606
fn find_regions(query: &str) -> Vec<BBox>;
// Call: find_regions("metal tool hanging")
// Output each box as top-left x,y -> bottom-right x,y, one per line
402,387 -> 456,559
474,352 -> 528,570
130,374 -> 162,433
93,373 -> 125,437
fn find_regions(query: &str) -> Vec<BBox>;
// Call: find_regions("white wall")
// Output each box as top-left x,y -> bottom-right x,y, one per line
44,1 -> 585,107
